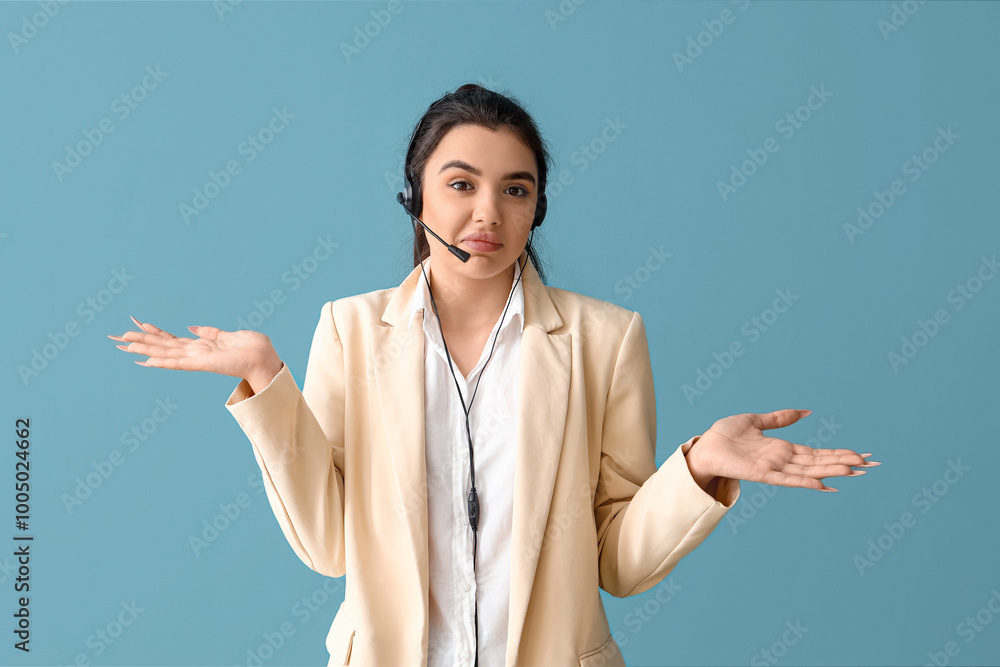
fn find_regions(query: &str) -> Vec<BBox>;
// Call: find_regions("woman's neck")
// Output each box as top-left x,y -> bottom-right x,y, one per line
426,261 -> 517,333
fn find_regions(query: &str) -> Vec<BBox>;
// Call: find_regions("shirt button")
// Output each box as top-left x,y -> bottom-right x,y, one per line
463,582 -> 470,591
461,450 -> 469,459
461,650 -> 470,659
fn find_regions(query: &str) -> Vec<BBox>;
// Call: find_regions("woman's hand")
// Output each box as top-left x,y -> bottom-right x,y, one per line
108,316 -> 283,392
684,409 -> 880,493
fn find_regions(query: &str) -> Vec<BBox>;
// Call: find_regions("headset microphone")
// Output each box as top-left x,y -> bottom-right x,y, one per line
396,193 -> 471,263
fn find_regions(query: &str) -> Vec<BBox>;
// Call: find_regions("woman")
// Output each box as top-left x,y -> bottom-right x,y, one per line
109,84 -> 878,667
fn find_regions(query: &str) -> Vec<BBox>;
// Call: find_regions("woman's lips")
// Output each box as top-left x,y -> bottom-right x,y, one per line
463,240 -> 502,252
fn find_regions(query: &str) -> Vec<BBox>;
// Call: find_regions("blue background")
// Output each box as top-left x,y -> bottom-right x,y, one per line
1,1 -> 998,665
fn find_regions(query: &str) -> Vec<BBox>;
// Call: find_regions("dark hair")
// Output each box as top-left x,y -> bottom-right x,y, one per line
402,83 -> 552,285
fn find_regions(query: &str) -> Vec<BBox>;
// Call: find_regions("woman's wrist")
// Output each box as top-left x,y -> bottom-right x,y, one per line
685,437 -> 721,496
246,357 -> 283,395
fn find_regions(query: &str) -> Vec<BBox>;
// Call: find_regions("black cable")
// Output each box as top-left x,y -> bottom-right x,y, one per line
413,221 -> 534,666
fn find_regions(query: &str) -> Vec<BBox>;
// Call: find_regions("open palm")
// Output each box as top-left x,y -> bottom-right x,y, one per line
688,409 -> 878,492
108,316 -> 279,382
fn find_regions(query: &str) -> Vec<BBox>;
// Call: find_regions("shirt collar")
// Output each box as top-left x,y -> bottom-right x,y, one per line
406,255 -> 525,335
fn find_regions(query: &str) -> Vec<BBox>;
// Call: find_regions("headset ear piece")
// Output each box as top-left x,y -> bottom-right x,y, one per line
531,192 -> 547,229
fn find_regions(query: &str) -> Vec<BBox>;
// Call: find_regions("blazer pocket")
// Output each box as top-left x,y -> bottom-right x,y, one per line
578,632 -> 625,667
325,602 -> 355,666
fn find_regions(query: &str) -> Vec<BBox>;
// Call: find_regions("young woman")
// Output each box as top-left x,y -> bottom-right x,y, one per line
109,84 -> 878,667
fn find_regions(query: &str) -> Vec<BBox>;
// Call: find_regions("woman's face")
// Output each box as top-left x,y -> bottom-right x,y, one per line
419,124 -> 539,283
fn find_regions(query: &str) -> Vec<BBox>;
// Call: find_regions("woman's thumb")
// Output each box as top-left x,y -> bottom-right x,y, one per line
191,325 -> 224,338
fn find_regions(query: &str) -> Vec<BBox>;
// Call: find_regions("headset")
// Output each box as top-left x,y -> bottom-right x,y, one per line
394,90 -> 546,666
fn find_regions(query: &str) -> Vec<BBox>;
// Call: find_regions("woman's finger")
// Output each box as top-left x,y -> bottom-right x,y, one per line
761,459 -> 861,479
789,444 -> 861,458
129,317 -> 177,339
115,341 -> 194,359
787,452 -> 880,468
755,468 -> 830,491
788,444 -> 880,467
747,409 -> 811,432
132,355 -> 200,372
115,330 -> 192,349
786,448 -> 860,463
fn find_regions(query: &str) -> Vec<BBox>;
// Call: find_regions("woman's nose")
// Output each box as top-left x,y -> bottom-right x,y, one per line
472,191 -> 503,224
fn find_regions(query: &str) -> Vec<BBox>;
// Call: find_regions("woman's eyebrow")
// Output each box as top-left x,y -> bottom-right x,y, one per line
438,159 -> 536,186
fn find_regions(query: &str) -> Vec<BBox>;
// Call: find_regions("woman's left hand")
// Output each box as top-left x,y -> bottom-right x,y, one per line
685,409 -> 880,493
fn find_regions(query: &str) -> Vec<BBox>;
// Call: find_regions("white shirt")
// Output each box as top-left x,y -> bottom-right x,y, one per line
405,256 -> 524,667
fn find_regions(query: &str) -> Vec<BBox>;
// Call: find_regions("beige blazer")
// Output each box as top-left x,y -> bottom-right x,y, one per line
225,249 -> 740,667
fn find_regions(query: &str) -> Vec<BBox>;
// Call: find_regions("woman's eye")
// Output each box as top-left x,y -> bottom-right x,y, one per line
447,180 -> 529,197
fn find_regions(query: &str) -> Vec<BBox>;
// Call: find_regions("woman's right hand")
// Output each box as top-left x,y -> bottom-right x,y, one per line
108,316 -> 283,392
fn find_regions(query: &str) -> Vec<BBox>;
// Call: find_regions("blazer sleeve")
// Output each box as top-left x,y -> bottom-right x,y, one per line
224,301 -> 347,578
594,311 -> 740,598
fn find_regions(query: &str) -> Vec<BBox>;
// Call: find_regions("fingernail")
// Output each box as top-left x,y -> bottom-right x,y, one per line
133,360 -> 147,366
187,326 -> 200,334
130,315 -> 142,328
107,334 -> 124,341
848,470 -> 867,476
801,409 -> 813,415
857,461 -> 881,467
115,344 -> 128,351
820,487 -> 839,492
861,453 -> 872,458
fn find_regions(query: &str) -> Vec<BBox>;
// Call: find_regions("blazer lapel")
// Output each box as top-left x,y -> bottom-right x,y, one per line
506,299 -> 570,662
372,251 -> 570,664
369,264 -> 431,638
